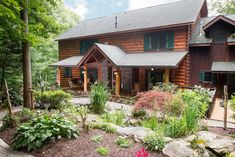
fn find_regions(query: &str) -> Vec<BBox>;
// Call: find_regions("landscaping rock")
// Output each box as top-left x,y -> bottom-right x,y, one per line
196,131 -> 221,143
117,127 -> 137,136
207,138 -> 235,155
163,140 -> 198,157
116,126 -> 153,142
230,151 -> 235,157
128,119 -> 140,126
184,134 -> 197,143
196,144 -> 210,157
163,137 -> 173,143
133,128 -> 154,142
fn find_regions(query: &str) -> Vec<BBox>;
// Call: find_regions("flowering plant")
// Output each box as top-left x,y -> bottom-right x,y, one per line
135,147 -> 148,157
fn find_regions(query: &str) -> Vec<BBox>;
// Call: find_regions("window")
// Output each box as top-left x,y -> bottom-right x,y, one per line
80,39 -> 98,55
199,71 -> 216,83
64,67 -> 72,78
144,31 -> 174,51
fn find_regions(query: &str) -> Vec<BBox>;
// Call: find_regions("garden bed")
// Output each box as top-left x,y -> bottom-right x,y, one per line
0,128 -> 162,157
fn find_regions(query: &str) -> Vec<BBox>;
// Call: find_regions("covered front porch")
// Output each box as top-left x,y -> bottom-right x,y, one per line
76,43 -> 187,96
211,62 -> 235,97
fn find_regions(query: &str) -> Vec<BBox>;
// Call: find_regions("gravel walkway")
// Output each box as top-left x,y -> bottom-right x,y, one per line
71,97 -> 134,114
0,106 -> 23,119
72,97 -> 235,129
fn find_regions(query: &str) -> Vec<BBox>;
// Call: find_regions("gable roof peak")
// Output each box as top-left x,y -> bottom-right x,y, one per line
57,0 -> 205,41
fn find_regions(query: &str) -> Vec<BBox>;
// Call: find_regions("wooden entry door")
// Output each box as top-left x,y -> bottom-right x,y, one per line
147,70 -> 164,90
88,68 -> 98,84
228,74 -> 235,97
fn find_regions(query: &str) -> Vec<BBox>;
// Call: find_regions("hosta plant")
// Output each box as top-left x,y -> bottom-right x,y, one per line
12,114 -> 79,151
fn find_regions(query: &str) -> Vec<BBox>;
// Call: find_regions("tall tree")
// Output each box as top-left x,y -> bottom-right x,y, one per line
0,0 -> 79,107
21,0 -> 32,108
210,0 -> 235,14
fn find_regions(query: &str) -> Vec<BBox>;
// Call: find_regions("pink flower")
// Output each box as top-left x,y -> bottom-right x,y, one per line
135,147 -> 148,157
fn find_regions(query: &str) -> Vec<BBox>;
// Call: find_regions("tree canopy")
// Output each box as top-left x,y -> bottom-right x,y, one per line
210,0 -> 235,15
0,0 -> 79,105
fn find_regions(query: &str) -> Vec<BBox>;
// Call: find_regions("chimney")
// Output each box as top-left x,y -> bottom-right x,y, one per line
115,16 -> 118,28
199,20 -> 203,36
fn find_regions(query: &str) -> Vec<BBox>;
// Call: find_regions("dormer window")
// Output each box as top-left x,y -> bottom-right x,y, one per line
80,39 -> 98,55
144,31 -> 174,51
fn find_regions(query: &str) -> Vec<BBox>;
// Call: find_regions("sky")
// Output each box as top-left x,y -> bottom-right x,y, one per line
64,0 -> 185,20
64,0 -> 215,21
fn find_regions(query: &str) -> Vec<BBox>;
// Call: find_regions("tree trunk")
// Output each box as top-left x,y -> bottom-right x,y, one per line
22,0 -> 33,108
4,79 -> 13,115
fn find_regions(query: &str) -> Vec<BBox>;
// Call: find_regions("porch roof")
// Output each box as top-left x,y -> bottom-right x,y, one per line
211,62 -> 235,72
50,56 -> 84,67
78,43 -> 188,68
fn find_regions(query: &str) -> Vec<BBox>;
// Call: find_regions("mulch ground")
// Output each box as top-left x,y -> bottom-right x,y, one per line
208,126 -> 235,136
0,128 -> 163,157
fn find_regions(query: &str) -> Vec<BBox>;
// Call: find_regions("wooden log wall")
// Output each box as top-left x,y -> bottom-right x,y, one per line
58,27 -> 190,88
59,40 -> 81,87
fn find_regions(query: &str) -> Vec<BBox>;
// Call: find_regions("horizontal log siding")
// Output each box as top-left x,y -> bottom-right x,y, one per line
59,40 -> 80,87
99,33 -> 144,52
58,27 -> 189,88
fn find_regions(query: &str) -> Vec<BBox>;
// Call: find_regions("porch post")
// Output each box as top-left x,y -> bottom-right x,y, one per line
115,69 -> 120,96
164,68 -> 170,83
84,64 -> 88,92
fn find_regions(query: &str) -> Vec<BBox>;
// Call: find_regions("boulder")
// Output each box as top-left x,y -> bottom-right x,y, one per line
184,135 -> 197,143
229,151 -> 235,157
133,128 -> 154,142
163,140 -> 198,157
117,127 -> 137,136
129,119 -> 141,126
207,138 -> 235,155
196,131 -> 221,144
163,137 -> 173,143
116,126 -> 153,142
196,144 -> 210,157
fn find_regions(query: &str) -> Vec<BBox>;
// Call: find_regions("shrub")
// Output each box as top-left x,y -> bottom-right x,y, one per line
144,133 -> 166,151
96,147 -> 109,156
1,114 -> 18,130
132,109 -> 147,119
34,90 -> 71,110
77,106 -> 89,132
183,104 -> 200,133
164,104 -> 199,138
19,108 -> 37,122
230,95 -> 235,118
141,117 -> 158,131
164,117 -> 187,138
134,91 -> 173,111
153,83 -> 178,93
135,147 -> 149,157
101,110 -> 125,126
91,123 -> 117,133
163,94 -> 185,116
180,88 -> 210,117
90,135 -> 103,143
90,83 -> 110,114
12,114 -> 79,151
115,136 -> 132,148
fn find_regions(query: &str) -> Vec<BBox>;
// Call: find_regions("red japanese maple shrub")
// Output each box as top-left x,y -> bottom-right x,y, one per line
135,147 -> 148,157
134,90 -> 173,111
